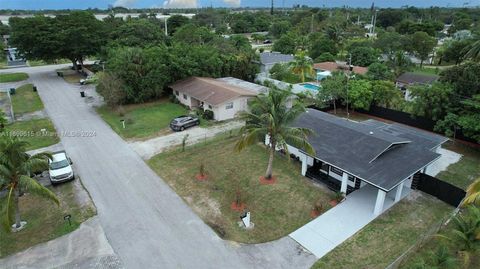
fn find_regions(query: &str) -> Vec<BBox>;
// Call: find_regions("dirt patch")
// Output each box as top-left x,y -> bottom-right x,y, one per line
185,195 -> 221,219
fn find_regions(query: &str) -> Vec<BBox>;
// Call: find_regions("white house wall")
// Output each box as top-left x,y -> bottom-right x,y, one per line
212,97 -> 250,121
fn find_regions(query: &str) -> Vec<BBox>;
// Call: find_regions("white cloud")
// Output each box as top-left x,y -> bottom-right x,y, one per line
223,0 -> 241,7
163,0 -> 198,8
113,0 -> 137,7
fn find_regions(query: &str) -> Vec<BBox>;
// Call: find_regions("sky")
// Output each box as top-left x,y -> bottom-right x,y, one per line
0,0 -> 477,10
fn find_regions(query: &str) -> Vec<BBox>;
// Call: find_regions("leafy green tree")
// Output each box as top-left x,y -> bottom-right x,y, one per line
442,39 -> 473,65
349,46 -> 379,67
456,95 -> 480,143
373,32 -> 404,56
347,79 -> 373,111
440,62 -> 480,98
0,138 -> 58,231
172,24 -> 216,45
377,9 -> 406,28
167,15 -> 190,35
309,35 -> 337,60
371,80 -> 403,109
290,51 -> 314,82
0,21 -> 9,36
408,82 -> 453,121
314,52 -> 335,63
316,72 -> 347,113
235,88 -> 315,180
272,32 -> 297,54
269,20 -> 291,38
96,72 -> 127,107
367,63 -> 394,81
408,31 -> 437,67
108,19 -> 165,47
464,39 -> 480,61
386,50 -> 414,77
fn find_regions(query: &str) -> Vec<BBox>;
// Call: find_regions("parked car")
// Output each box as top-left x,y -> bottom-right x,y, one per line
170,115 -> 200,131
263,39 -> 272,44
49,151 -> 74,184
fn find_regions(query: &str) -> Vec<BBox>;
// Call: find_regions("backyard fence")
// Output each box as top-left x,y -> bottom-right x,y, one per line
413,173 -> 466,207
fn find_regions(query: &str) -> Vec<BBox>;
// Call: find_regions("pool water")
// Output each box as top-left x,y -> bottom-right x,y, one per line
301,83 -> 320,91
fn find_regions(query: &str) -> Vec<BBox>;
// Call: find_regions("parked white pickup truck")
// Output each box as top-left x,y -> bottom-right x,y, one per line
49,151 -> 74,184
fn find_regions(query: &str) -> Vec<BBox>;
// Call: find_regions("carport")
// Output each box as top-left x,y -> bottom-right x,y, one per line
290,184 -> 410,258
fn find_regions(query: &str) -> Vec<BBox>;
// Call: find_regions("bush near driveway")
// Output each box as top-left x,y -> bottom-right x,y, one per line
0,180 -> 96,258
0,72 -> 29,83
148,134 -> 333,243
97,100 -> 188,140
11,84 -> 44,115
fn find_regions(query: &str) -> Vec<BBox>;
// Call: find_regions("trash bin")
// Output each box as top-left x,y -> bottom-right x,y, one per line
9,88 -> 15,95
57,71 -> 61,76
33,86 -> 37,92
80,91 -> 85,97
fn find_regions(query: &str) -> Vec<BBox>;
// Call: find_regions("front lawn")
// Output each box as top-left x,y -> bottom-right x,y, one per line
11,84 -> 44,114
436,141 -> 480,190
0,180 -> 96,258
6,118 -> 60,150
0,72 -> 29,83
97,100 -> 189,140
312,192 -> 452,269
148,134 -> 333,243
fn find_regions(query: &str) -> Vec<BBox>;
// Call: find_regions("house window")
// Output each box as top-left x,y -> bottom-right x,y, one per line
175,90 -> 179,96
330,167 -> 343,176
183,94 -> 187,100
225,102 -> 233,109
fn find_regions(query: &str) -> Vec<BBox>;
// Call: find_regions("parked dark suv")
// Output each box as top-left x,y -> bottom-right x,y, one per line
170,115 -> 200,131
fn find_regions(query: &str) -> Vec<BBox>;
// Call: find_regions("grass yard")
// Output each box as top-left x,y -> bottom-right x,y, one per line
312,192 -> 453,269
97,100 -> 189,140
148,134 -> 334,243
11,84 -> 44,115
436,141 -> 480,190
328,108 -> 384,123
0,72 -> 29,83
411,66 -> 440,75
6,118 -> 60,150
0,180 -> 96,258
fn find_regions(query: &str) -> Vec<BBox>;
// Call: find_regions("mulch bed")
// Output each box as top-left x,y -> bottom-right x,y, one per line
230,202 -> 246,212
259,176 -> 277,185
195,174 -> 208,181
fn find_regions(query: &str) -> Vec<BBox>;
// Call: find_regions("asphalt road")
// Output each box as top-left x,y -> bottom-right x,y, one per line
1,65 -> 315,269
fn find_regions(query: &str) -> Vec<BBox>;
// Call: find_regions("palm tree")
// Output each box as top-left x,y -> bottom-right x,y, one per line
290,51 -> 314,82
235,87 -> 315,180
462,178 -> 480,206
464,39 -> 480,60
0,137 -> 58,231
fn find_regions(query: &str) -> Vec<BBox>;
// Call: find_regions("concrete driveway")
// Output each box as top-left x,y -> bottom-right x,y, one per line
0,65 -> 316,269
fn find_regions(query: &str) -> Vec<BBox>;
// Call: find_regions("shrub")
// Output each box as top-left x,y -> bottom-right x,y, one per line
203,110 -> 214,120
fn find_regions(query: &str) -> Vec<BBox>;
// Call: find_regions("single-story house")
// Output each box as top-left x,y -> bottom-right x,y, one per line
395,72 -> 439,101
274,109 -> 447,215
169,77 -> 268,121
313,61 -> 368,78
259,52 -> 294,73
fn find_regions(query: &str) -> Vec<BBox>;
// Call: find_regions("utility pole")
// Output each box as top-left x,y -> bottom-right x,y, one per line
372,9 -> 378,36
164,17 -> 168,36
346,53 -> 352,120
271,0 -> 274,15
310,14 -> 314,33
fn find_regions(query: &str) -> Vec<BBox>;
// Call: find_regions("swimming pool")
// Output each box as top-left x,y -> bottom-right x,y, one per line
301,83 -> 320,91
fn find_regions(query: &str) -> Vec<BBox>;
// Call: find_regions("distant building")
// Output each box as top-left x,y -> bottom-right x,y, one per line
258,52 -> 294,73
169,77 -> 267,121
313,61 -> 368,79
395,72 -> 439,101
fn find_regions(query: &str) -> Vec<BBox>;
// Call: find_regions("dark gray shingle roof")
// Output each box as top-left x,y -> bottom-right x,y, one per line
292,109 -> 446,191
259,52 -> 294,65
396,72 -> 439,85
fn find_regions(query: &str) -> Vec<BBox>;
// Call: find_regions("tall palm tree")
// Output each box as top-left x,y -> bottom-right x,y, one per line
235,87 -> 315,180
462,178 -> 480,206
290,51 -> 314,82
464,39 -> 480,60
0,137 -> 58,231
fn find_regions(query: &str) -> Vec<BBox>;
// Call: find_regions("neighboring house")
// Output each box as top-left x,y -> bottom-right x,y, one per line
313,61 -> 368,79
169,77 -> 268,121
259,52 -> 294,73
272,109 -> 447,215
395,72 -> 439,101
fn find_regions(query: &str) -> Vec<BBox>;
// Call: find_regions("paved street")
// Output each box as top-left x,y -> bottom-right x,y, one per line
0,65 -> 316,268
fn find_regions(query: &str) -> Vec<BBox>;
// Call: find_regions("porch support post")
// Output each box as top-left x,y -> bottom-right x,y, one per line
373,189 -> 386,215
421,167 -> 427,174
395,182 -> 404,202
301,154 -> 308,176
341,172 -> 348,194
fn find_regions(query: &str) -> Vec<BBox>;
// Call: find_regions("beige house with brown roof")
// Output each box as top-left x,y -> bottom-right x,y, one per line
170,77 -> 267,121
